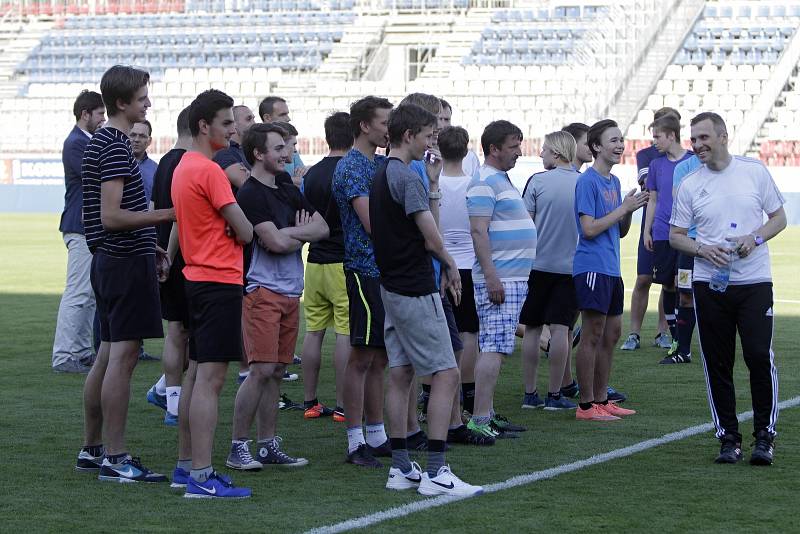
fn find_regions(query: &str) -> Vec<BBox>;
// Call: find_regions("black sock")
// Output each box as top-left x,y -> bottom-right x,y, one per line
525,389 -> 537,396
677,306 -> 695,355
462,382 -> 475,413
547,391 -> 561,399
579,402 -> 593,410
106,452 -> 128,464
83,444 -> 104,457
595,399 -> 609,405
303,397 -> 318,409
663,290 -> 677,340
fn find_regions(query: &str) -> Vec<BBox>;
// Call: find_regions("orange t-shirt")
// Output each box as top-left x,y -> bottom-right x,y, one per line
171,151 -> 243,285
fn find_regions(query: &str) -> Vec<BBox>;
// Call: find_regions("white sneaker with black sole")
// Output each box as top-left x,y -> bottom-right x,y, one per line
386,461 -> 422,491
418,465 -> 483,497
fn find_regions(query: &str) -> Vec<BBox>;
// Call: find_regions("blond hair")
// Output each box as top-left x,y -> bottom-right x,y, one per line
545,130 -> 577,164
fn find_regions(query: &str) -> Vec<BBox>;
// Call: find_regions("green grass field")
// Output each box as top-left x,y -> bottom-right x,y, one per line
2,213 -> 799,532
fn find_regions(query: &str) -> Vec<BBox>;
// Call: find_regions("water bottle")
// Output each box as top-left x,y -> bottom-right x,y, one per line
709,222 -> 736,292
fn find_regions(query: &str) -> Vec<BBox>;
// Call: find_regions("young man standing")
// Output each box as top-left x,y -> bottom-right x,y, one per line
332,96 -> 394,467
228,123 -> 328,470
76,66 -> 174,480
371,104 -> 482,496
572,119 -> 648,422
171,89 -> 254,498
670,112 -> 785,465
465,120 -> 537,439
641,114 -> 693,364
561,122 -> 593,171
129,120 -> 157,204
53,89 -> 104,374
213,104 -> 255,189
299,112 -> 353,422
259,96 -> 305,179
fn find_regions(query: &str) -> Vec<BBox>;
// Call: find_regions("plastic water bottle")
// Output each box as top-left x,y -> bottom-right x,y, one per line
709,222 -> 737,292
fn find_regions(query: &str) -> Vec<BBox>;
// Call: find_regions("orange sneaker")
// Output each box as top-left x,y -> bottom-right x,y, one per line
303,403 -> 333,419
332,407 -> 346,423
599,402 -> 636,417
576,404 -> 620,421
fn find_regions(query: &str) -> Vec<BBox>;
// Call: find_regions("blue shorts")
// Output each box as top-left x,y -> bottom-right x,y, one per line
574,272 -> 624,316
474,280 -> 527,355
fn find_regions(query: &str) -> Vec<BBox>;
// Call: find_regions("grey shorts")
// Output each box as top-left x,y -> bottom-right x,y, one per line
380,287 -> 457,377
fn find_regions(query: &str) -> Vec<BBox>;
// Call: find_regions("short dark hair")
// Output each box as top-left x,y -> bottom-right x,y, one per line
388,104 -> 437,146
100,65 -> 149,117
135,119 -> 152,136
258,96 -> 286,121
587,119 -> 619,157
273,121 -> 298,136
241,122 -> 288,166
188,89 -> 234,137
562,122 -> 589,141
690,112 -> 727,136
349,95 -> 393,138
650,115 -> 681,142
324,112 -> 353,151
481,120 -> 523,155
438,126 -> 469,161
72,90 -> 103,121
654,107 -> 681,121
399,93 -> 441,115
176,106 -> 191,137
440,98 -> 452,112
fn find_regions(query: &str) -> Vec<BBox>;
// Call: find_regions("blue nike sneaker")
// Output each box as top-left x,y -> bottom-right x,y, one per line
607,386 -> 628,403
97,456 -> 168,483
146,387 -> 167,411
184,472 -> 251,499
171,467 -> 190,488
164,412 -> 178,426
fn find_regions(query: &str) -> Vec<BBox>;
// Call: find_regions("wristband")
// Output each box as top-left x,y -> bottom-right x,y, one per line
752,234 -> 764,246
428,191 -> 442,200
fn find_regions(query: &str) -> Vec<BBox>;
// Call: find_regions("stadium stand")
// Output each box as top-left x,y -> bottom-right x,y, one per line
755,57 -> 800,166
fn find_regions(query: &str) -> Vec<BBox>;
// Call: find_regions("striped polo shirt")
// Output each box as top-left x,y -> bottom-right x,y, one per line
82,126 -> 156,257
466,164 -> 537,282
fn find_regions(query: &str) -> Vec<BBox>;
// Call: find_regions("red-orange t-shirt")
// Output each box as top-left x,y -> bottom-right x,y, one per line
171,151 -> 243,285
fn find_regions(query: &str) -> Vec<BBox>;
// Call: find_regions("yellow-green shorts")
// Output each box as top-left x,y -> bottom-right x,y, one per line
303,262 -> 350,335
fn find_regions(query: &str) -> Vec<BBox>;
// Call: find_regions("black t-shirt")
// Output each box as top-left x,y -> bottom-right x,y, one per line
303,156 -> 344,264
151,148 -> 186,249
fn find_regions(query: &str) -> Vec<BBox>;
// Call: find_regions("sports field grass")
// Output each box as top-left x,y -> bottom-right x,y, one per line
2,213 -> 799,532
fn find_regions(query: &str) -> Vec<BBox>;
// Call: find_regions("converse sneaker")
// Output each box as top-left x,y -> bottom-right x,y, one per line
226,440 -> 263,471
256,437 -> 308,467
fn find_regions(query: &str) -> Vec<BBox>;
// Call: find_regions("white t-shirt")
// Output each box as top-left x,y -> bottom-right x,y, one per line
462,150 -> 480,178
670,156 -> 785,285
439,172 -> 475,269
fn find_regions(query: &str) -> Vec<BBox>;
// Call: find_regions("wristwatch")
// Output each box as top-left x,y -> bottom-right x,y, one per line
428,190 -> 442,200
752,234 -> 764,246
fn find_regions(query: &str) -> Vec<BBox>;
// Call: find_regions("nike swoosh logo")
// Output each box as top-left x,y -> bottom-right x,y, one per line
432,480 -> 455,489
197,485 -> 217,495
115,467 -> 136,478
405,476 -> 421,482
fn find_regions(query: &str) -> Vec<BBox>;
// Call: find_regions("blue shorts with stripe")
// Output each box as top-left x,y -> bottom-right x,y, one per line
345,270 -> 385,348
574,272 -> 624,316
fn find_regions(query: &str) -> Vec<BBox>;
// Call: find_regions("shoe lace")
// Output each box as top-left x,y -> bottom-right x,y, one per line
211,471 -> 233,486
236,440 -> 256,463
127,456 -> 150,473
267,436 -> 294,461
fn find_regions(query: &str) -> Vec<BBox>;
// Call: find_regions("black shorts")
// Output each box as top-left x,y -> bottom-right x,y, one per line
159,251 -> 189,324
447,268 -> 479,333
652,240 -> 678,285
574,272 -> 624,316
345,270 -> 385,348
677,250 -> 694,294
91,252 -> 164,343
441,294 -> 464,353
185,280 -> 243,363
519,270 -> 578,328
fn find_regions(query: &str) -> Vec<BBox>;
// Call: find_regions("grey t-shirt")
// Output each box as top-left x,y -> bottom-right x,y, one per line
522,166 -> 580,274
387,158 -> 429,215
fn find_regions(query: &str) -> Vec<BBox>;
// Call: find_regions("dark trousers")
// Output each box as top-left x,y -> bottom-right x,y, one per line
693,282 -> 779,442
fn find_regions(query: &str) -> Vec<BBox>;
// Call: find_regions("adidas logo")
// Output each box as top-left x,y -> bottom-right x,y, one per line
169,392 -> 179,397
766,307 -> 773,317
698,189 -> 709,198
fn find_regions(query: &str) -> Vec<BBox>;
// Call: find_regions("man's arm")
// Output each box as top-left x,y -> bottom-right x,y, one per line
253,220 -> 302,253
579,189 -> 647,240
100,178 -> 174,231
642,189 -> 657,250
470,215 -> 504,304
414,209 -> 461,301
223,163 -> 248,190
425,148 -> 443,226
351,196 -> 371,235
219,203 -> 253,245
283,211 -> 329,242
166,222 -> 180,263
726,206 -> 787,259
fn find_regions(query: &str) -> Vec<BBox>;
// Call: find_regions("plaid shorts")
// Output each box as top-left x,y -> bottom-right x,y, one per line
474,280 -> 528,355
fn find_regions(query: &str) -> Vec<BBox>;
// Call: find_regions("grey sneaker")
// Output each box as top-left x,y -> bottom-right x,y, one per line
53,359 -> 91,374
620,333 -> 640,350
226,440 -> 263,471
653,333 -> 672,349
256,437 -> 309,467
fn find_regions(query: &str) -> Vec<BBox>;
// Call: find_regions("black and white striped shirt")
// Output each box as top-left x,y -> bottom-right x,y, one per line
82,126 -> 156,257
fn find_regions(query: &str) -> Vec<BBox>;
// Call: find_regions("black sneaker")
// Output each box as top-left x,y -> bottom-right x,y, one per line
560,380 -> 579,399
491,414 -> 527,432
346,444 -> 383,468
278,393 -> 303,411
659,352 -> 692,365
76,449 -> 104,471
407,430 -> 428,451
750,431 -> 775,466
367,439 -> 392,457
447,424 -> 495,446
714,435 -> 743,464
98,455 -> 168,483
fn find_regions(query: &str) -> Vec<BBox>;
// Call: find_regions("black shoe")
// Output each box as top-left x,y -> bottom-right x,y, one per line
659,352 -> 692,365
346,444 -> 383,468
407,430 -> 428,451
750,431 -> 775,466
278,393 -> 303,411
447,424 -> 495,446
491,414 -> 527,432
560,380 -> 579,399
138,350 -> 161,361
714,435 -> 743,464
367,439 -> 392,457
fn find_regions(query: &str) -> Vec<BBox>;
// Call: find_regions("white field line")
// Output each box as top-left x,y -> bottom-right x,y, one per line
305,396 -> 800,534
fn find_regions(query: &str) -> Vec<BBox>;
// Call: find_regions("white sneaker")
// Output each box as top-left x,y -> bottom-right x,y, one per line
386,461 -> 422,491
417,465 -> 483,497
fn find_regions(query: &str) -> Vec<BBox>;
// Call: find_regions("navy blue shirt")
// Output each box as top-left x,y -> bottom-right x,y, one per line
59,125 -> 91,234
213,139 -> 251,172
137,153 -> 158,205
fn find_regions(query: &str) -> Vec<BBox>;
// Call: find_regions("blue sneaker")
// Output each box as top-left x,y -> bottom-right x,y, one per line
521,391 -> 544,409
560,380 -> 579,398
184,472 -> 251,499
98,456 -> 168,483
146,387 -> 167,411
544,395 -> 577,410
164,412 -> 178,426
607,386 -> 627,403
171,467 -> 190,488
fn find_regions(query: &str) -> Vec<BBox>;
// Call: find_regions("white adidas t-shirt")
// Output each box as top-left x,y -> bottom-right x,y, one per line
670,156 -> 785,284
439,172 -> 475,269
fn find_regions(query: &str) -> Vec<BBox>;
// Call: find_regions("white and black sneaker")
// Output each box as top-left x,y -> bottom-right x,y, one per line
418,465 -> 483,497
386,461 -> 423,491
226,440 -> 263,471
659,352 -> 691,365
256,437 -> 309,467
75,449 -> 104,471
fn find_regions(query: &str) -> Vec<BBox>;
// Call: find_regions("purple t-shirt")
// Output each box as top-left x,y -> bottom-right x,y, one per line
646,151 -> 693,241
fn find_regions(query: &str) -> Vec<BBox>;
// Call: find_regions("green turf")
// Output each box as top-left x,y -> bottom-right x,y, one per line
1,214 -> 798,532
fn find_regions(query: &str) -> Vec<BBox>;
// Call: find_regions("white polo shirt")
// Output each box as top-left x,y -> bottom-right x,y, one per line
670,156 -> 785,285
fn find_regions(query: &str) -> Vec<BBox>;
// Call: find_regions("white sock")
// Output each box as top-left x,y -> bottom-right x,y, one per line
154,374 -> 167,396
166,386 -> 181,416
365,423 -> 388,447
346,426 -> 365,453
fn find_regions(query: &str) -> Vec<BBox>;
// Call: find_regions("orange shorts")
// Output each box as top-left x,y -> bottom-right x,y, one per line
242,287 -> 299,364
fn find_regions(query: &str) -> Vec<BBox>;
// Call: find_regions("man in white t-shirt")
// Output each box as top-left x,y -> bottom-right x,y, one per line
439,99 -> 480,177
670,112 -> 786,466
